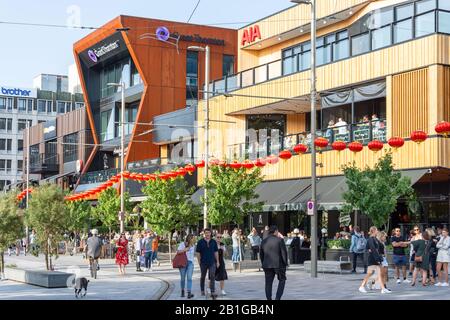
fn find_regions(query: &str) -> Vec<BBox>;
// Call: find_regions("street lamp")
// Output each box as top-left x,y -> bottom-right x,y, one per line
187,45 -> 210,231
291,0 -> 318,278
107,81 -> 126,233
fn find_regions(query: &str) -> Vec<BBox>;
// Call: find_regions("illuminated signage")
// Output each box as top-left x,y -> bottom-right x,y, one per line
88,40 -> 120,62
171,32 -> 225,46
241,25 -> 261,46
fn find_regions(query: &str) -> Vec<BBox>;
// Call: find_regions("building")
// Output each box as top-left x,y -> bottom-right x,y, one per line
24,15 -> 237,198
33,74 -> 69,93
194,0 -> 450,234
1,84 -> 84,190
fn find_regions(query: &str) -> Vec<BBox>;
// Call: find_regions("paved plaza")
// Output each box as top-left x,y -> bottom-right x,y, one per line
1,253 -> 449,300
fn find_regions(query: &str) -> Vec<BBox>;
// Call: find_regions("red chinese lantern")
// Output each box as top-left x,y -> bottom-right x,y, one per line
293,143 -> 308,155
109,176 -> 119,183
410,130 -> 427,144
253,158 -> 266,167
195,160 -> 205,168
209,158 -> 220,166
229,161 -> 242,170
158,173 -> 169,180
388,137 -> 404,149
177,168 -> 187,176
121,171 -> 130,179
242,160 -> 255,170
331,141 -> 346,152
348,141 -> 363,153
148,174 -> 157,181
314,137 -> 329,150
368,140 -> 383,152
185,164 -> 196,175
166,171 -> 178,179
278,150 -> 292,160
105,180 -> 114,187
435,121 -> 450,137
266,155 -> 279,165
219,160 -> 227,168
129,173 -> 138,180
136,173 -> 145,181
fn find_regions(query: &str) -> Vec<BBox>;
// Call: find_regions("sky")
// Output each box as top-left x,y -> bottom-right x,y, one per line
0,0 -> 294,88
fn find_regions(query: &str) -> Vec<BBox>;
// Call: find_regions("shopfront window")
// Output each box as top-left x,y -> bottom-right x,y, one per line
246,114 -> 286,155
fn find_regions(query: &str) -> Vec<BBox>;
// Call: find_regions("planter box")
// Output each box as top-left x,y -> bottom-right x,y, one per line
325,248 -> 367,268
5,268 -> 75,288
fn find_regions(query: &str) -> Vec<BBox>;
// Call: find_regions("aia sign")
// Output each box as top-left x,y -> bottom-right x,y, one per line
241,25 -> 261,46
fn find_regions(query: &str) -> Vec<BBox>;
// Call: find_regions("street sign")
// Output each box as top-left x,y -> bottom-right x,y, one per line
339,212 -> 351,225
307,200 -> 314,216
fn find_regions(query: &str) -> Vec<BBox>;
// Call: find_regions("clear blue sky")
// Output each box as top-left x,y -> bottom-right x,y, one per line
0,0 -> 294,88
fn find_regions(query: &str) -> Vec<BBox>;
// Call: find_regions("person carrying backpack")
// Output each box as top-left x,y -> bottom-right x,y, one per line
350,226 -> 367,273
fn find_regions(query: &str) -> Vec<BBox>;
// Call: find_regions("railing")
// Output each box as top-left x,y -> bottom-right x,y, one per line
228,119 -> 387,160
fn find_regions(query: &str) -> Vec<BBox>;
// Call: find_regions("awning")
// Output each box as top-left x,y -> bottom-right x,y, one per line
39,171 -> 75,185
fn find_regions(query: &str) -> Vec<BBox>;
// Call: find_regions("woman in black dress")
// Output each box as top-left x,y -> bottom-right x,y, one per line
215,234 -> 228,296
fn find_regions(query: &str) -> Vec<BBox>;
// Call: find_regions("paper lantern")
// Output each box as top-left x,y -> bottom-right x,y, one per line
293,143 -> 308,154
253,158 -> 266,167
348,141 -> 363,153
388,137 -> 404,149
195,160 -> 205,168
368,140 -> 383,152
242,160 -> 255,170
185,164 -> 196,175
410,130 -> 427,144
278,150 -> 292,160
314,137 -> 329,149
229,161 -> 242,170
266,155 -> 279,165
435,121 -> 450,137
331,141 -> 346,152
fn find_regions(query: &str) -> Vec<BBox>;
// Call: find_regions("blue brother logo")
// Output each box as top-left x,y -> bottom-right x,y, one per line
1,87 -> 32,97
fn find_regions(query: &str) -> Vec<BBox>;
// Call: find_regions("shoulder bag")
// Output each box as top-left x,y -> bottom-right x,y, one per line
172,249 -> 188,269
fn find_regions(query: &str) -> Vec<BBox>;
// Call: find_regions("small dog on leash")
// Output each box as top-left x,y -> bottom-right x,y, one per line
74,277 -> 89,298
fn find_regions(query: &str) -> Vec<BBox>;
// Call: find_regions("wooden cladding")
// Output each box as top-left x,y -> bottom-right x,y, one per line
392,68 -> 428,137
443,66 -> 450,122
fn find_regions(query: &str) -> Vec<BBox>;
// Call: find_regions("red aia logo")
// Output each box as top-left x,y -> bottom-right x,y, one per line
241,25 -> 261,46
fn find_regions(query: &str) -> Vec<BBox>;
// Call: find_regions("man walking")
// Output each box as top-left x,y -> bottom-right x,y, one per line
134,232 -> 144,272
248,228 -> 262,260
260,225 -> 288,300
142,230 -> 154,272
349,226 -> 367,273
391,228 -> 411,283
196,228 -> 220,299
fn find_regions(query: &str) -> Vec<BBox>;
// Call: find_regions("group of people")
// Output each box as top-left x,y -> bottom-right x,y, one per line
354,225 -> 450,294
325,114 -> 383,138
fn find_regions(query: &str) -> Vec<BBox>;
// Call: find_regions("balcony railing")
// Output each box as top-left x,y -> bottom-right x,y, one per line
30,153 -> 59,174
228,119 -> 387,160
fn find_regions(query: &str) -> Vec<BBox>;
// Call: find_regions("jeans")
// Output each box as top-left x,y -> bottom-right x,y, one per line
232,247 -> 240,262
179,261 -> 194,291
429,254 -> 437,278
136,250 -> 142,270
144,251 -> 153,269
152,250 -> 158,262
264,268 -> 286,300
251,246 -> 259,260
352,252 -> 367,272
200,263 -> 216,293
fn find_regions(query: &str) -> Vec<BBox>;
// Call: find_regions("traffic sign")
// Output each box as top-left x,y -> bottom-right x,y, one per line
307,200 -> 314,216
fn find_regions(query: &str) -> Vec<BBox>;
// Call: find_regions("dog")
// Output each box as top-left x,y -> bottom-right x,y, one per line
74,277 -> 89,299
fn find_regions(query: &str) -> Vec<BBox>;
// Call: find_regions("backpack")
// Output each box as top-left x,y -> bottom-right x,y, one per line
355,235 -> 367,253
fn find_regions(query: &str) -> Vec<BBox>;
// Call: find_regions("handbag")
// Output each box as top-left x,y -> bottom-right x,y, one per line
414,255 -> 423,262
172,251 -> 188,269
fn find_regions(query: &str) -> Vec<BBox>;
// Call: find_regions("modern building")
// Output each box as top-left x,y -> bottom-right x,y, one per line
194,0 -> 450,234
1,84 -> 84,191
33,74 -> 69,93
25,15 -> 237,198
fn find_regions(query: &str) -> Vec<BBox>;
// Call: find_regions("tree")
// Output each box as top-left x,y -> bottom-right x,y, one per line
341,152 -> 416,229
65,199 -> 92,254
203,165 -> 264,226
93,187 -> 132,257
0,192 -> 24,278
26,184 -> 67,270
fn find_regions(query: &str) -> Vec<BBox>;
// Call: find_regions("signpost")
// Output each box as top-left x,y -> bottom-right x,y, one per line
307,200 -> 314,216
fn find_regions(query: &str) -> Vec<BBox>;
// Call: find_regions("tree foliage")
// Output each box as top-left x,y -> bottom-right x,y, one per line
65,199 -> 91,233
341,152 -> 416,228
93,187 -> 133,232
203,166 -> 264,226
26,184 -> 67,270
141,175 -> 201,235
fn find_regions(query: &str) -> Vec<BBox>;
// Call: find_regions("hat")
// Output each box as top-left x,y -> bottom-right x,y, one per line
293,228 -> 300,234
91,229 -> 98,235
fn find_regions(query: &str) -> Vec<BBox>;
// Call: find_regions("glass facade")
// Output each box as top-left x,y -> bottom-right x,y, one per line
223,55 -> 235,77
186,51 -> 198,107
63,133 -> 78,163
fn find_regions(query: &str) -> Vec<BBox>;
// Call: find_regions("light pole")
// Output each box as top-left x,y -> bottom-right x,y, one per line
188,45 -> 210,230
107,81 -> 126,233
25,121 -> 31,253
291,0 -> 318,277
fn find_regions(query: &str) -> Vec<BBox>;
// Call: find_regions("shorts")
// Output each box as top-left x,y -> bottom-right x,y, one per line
381,257 -> 388,267
393,255 -> 407,266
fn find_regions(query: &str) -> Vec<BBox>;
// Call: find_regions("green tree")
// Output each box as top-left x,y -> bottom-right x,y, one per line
26,184 -> 67,270
0,192 -> 24,277
65,199 -> 92,254
341,152 -> 416,229
203,165 -> 264,226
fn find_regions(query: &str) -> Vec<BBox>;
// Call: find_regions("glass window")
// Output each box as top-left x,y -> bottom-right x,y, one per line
222,55 -> 235,77
337,30 -> 349,40
0,98 -> 5,110
352,32 -> 370,55
17,160 -> 23,172
6,139 -> 11,151
52,101 -> 57,113
282,49 -> 292,58
371,25 -> 392,49
317,45 -> 331,66
18,139 -> 23,152
18,119 -> 27,131
18,99 -> 27,111
415,12 -> 436,37
58,101 -> 65,113
369,8 -> 393,29
46,100 -> 52,113
282,55 -> 297,75
439,0 -> 450,10
438,11 -> 450,33
6,160 -> 11,171
100,109 -> 112,142
416,0 -> 437,14
7,119 -> 12,131
38,100 -> 46,113
395,3 -> 414,20
394,18 -> 413,43
302,42 -> 311,51
63,133 -> 78,163
27,99 -> 33,112
333,39 -> 349,60
300,51 -> 311,71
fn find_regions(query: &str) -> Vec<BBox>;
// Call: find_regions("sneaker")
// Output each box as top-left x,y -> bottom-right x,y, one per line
359,286 -> 367,293
402,279 -> 411,284
187,292 -> 194,299
441,282 -> 449,287
381,288 -> 392,294
434,282 -> 442,287
351,270 -> 356,273
201,291 -> 206,296
396,279 -> 402,284
221,290 -> 227,296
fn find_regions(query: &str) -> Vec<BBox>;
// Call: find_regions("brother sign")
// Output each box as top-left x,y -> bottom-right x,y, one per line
1,86 -> 34,97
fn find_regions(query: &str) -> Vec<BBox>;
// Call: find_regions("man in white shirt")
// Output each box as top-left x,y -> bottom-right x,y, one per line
134,232 -> 144,272
335,118 -> 348,135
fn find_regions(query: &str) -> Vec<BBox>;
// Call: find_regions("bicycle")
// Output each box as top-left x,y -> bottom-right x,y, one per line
88,257 -> 99,279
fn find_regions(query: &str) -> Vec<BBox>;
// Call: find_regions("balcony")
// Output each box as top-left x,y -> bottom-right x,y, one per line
29,154 -> 59,174
228,119 -> 387,160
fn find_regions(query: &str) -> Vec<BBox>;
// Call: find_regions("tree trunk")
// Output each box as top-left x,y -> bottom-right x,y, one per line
0,252 -> 4,279
109,227 -> 113,259
168,232 -> 172,262
45,252 -> 49,271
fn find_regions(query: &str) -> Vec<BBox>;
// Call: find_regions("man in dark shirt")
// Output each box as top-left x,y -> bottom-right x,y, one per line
196,228 -> 219,299
391,228 -> 411,283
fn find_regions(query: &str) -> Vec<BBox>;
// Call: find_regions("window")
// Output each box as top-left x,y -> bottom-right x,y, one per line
18,98 -> 27,111
7,139 -> 11,151
316,36 -> 332,66
439,0 -> 450,10
0,159 -> 5,171
416,0 -> 436,14
130,60 -> 142,87
38,100 -> 46,113
369,8 -> 393,29
0,118 -> 12,131
100,109 -> 112,142
415,12 -> 436,37
18,139 -> 23,152
333,31 -> 349,60
186,51 -> 199,107
100,58 -> 131,98
394,18 -> 413,43
438,11 -> 450,34
46,100 -> 53,113
58,101 -> 65,113
372,25 -> 392,49
0,139 -> 12,152
0,97 -> 14,110
6,160 -> 11,172
75,102 -> 84,109
27,99 -> 33,112
63,133 -> 78,163
0,180 -> 11,190
246,114 -> 286,151
17,160 -> 23,172
223,55 -> 235,77
352,32 -> 370,55
282,49 -> 297,75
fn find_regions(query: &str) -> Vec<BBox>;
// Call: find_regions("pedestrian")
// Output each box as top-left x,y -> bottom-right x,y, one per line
319,228 -> 328,261
231,228 -> 241,271
390,227 -> 411,284
215,233 -> 228,296
29,229 -> 37,255
358,226 -> 391,293
177,234 -> 196,299
350,226 -> 367,273
262,225 -> 270,240
290,228 -> 301,264
426,228 -> 438,284
115,232 -> 129,275
260,225 -> 288,300
376,231 -> 389,289
142,230 -> 154,272
247,227 -> 261,261
435,228 -> 450,287
134,232 -> 143,272
411,231 -> 431,287
152,232 -> 160,267
196,228 -> 219,299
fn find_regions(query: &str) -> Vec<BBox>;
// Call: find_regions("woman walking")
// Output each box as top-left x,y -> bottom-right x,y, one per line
425,228 -> 438,284
376,231 -> 389,289
115,232 -> 129,275
231,228 -> 240,271
215,234 -> 229,296
177,234 -> 196,298
411,231 -> 431,286
435,228 -> 450,287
